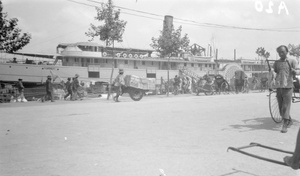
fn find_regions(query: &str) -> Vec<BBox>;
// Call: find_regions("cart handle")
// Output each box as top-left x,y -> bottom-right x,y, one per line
227,146 -> 288,167
228,142 -> 297,168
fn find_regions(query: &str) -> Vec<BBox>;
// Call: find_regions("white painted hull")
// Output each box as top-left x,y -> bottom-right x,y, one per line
0,63 -> 184,84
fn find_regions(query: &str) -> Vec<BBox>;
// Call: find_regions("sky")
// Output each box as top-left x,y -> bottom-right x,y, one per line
2,0 -> 300,60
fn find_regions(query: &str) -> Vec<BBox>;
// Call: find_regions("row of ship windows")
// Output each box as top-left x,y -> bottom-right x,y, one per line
64,58 -> 215,67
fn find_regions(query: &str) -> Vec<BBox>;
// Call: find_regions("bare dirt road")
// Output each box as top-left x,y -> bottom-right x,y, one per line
1,92 -> 300,176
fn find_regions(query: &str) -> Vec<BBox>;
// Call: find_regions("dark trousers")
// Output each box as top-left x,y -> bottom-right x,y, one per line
64,90 -> 72,99
72,89 -> 78,101
46,91 -> 54,101
276,88 -> 293,120
115,86 -> 122,97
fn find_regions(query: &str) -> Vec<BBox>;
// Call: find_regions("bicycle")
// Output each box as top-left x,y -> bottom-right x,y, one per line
195,79 -> 215,96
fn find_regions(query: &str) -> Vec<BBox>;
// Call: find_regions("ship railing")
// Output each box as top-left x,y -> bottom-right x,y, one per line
0,53 -> 62,66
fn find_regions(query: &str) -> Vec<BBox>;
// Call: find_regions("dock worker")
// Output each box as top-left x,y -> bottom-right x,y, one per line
272,45 -> 300,133
45,75 -> 54,102
16,78 -> 25,102
173,75 -> 180,95
64,77 -> 72,100
112,69 -> 125,102
12,57 -> 17,63
72,74 -> 80,101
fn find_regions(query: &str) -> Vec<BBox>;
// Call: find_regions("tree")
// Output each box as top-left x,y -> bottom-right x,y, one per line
86,0 -> 127,100
288,44 -> 300,63
151,25 -> 190,96
151,26 -> 190,58
0,0 -> 31,53
256,47 -> 270,73
255,47 -> 270,60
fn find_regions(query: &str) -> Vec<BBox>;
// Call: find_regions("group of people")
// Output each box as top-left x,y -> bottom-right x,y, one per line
7,45 -> 300,169
62,74 -> 81,101
172,75 -> 193,95
43,73 -> 81,102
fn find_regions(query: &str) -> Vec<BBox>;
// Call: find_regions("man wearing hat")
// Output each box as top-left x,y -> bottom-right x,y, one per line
16,78 -> 25,102
64,77 -> 72,100
45,75 -> 54,102
112,69 -> 125,102
72,74 -> 80,101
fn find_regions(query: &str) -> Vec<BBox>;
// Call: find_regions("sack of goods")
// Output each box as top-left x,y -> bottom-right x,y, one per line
124,75 -> 156,90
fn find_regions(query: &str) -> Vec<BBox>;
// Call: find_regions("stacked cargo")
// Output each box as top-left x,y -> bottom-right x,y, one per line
0,83 -> 17,103
124,75 -> 155,90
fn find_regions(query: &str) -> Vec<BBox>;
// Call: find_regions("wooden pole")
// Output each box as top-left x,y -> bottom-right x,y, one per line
167,56 -> 170,96
107,40 -> 115,100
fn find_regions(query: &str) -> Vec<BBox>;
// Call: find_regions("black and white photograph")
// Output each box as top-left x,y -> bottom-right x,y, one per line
1,0 -> 300,175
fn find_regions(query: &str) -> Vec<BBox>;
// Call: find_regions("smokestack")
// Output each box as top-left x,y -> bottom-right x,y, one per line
163,15 -> 173,38
207,45 -> 211,57
215,49 -> 218,60
234,49 -> 236,60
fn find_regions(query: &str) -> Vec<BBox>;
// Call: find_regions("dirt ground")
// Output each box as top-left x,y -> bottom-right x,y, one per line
1,92 -> 300,176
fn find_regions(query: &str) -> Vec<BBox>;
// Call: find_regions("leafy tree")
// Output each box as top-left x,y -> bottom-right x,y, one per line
151,25 -> 190,96
255,47 -> 270,60
151,26 -> 190,58
256,47 -> 270,72
288,44 -> 300,62
86,0 -> 127,100
0,0 -> 31,53
86,0 -> 127,46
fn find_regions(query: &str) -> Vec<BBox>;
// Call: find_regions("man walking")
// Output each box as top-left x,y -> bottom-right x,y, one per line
45,75 -> 54,102
16,78 -> 25,102
113,69 -> 125,102
273,45 -> 300,133
173,75 -> 180,95
72,74 -> 80,101
64,77 -> 72,100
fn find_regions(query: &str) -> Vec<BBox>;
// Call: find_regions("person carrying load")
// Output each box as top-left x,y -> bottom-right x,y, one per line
112,69 -> 125,102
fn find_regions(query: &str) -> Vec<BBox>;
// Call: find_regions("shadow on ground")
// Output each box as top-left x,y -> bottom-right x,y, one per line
225,117 -> 300,132
218,168 -> 261,176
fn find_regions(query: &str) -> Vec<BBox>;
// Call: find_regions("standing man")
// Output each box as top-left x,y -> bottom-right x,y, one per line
72,74 -> 80,101
113,69 -> 125,102
64,77 -> 72,100
173,75 -> 179,95
273,45 -> 300,133
16,78 -> 25,102
46,75 -> 54,102
12,57 -> 17,63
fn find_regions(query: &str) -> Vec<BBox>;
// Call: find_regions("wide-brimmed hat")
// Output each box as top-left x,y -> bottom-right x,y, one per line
75,74 -> 79,77
18,78 -> 22,81
47,75 -> 51,78
119,69 -> 124,73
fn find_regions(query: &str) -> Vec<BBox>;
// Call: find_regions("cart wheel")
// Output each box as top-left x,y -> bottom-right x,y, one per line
220,82 -> 230,94
204,84 -> 214,95
269,90 -> 283,123
129,88 -> 144,101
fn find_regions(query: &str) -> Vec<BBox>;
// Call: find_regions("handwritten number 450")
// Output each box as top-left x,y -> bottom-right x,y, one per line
255,1 -> 289,15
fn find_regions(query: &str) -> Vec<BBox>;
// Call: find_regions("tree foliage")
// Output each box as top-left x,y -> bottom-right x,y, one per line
288,44 -> 300,58
255,47 -> 270,59
85,0 -> 127,46
0,0 -> 31,53
151,26 -> 190,58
